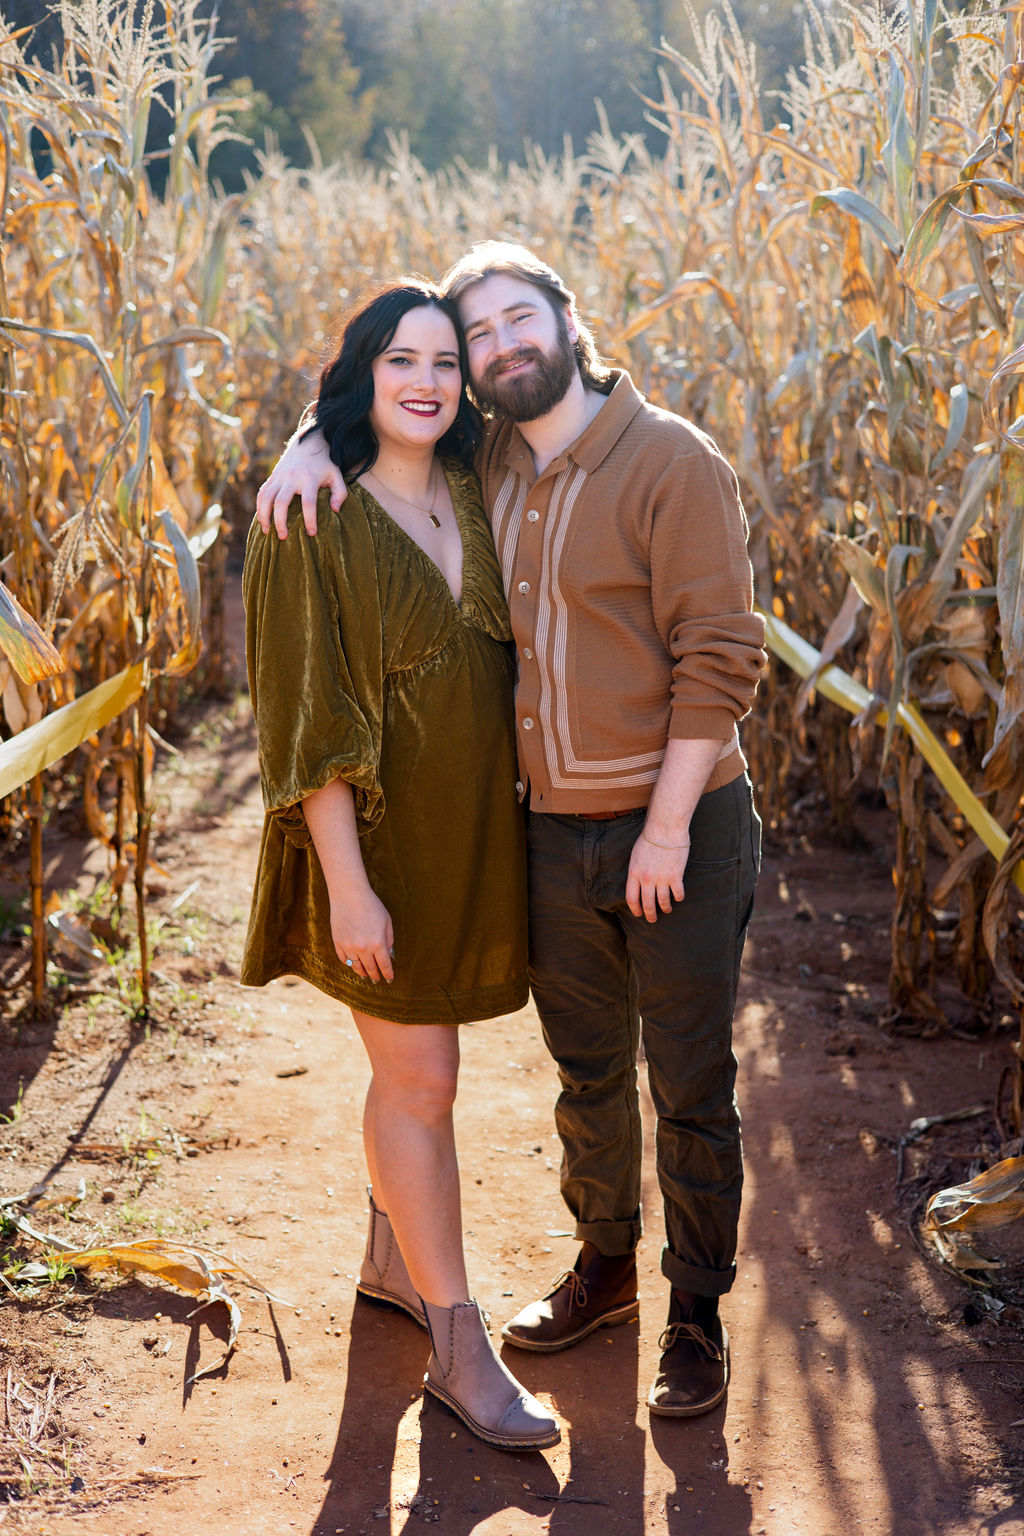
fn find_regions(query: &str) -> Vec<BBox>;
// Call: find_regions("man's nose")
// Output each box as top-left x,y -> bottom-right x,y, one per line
494,322 -> 521,354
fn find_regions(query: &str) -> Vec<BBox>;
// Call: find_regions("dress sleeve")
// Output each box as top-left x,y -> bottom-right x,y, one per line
242,490 -> 385,846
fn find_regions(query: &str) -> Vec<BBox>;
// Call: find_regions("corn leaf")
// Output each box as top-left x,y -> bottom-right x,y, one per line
762,611 -> 1024,894
187,503 -> 223,561
610,270 -> 740,346
954,207 -> 1024,236
932,383 -> 970,472
982,445 -> 1024,779
157,510 -> 202,674
0,580 -> 63,684
925,1155 -> 1024,1234
810,187 -> 902,255
831,535 -> 887,614
983,340 -> 1024,435
3,1222 -> 294,1384
882,55 -> 915,235
897,181 -> 971,304
0,664 -> 145,800
840,218 -> 880,334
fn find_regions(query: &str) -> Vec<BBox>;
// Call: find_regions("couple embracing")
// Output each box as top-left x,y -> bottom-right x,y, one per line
242,241 -> 764,1452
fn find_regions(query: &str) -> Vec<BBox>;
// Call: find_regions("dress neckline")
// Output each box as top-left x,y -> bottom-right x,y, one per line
357,462 -> 469,610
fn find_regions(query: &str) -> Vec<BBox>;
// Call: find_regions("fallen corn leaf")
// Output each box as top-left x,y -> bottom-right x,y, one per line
921,1156 -> 1024,1274
924,1154 -> 1024,1235
4,1213 -> 294,1383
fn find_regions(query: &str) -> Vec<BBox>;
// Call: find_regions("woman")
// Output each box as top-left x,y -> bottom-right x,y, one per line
242,281 -> 558,1452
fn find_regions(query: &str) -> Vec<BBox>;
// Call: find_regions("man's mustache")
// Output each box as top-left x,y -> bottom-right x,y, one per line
482,347 -> 544,385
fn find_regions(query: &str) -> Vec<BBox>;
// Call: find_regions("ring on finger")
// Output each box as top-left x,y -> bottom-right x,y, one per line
345,957 -> 355,968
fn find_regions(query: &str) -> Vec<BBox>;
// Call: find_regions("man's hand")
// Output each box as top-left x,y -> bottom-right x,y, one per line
625,830 -> 689,923
329,883 -> 395,983
255,424 -> 346,539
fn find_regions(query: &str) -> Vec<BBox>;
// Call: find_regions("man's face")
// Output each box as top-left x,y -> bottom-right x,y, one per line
457,273 -> 577,422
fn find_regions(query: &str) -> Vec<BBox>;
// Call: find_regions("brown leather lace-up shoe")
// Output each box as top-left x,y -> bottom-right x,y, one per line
500,1244 -> 639,1352
647,1294 -> 728,1417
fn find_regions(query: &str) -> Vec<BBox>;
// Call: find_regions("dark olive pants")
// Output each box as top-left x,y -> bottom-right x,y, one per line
526,775 -> 761,1298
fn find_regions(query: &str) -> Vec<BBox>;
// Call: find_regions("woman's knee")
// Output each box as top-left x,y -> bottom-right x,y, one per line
369,1043 -> 459,1121
357,1018 -> 460,1118
377,1063 -> 457,1120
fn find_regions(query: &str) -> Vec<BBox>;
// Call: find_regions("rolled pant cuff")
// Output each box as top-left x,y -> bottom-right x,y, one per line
661,1246 -> 736,1297
576,1217 -> 642,1256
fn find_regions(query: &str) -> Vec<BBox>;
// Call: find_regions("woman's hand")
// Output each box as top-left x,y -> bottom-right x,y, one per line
302,779 -> 392,980
256,424 -> 347,539
329,882 -> 395,983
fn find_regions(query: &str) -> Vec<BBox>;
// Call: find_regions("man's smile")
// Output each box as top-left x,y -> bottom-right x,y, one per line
486,349 -> 542,384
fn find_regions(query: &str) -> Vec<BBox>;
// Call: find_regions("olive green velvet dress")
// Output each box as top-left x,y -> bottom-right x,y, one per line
241,461 -> 528,1024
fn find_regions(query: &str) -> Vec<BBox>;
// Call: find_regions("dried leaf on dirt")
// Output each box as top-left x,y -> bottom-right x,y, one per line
925,1154 -> 1024,1235
2,1216 -> 295,1382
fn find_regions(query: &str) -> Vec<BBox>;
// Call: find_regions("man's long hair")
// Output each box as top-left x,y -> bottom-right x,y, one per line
442,242 -> 613,393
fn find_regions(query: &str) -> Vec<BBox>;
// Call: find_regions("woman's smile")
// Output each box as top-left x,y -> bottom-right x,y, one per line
400,399 -> 443,415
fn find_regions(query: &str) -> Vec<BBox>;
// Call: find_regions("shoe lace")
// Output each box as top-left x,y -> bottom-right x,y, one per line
656,1320 -> 722,1360
547,1269 -> 588,1311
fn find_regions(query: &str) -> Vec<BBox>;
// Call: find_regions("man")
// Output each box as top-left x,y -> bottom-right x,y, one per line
257,243 -> 764,1416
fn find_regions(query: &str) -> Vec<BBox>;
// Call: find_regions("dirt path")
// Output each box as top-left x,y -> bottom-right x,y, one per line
1,592 -> 1023,1535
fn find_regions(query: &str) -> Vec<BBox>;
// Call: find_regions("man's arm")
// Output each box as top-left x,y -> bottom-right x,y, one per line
628,431 -> 765,923
255,417 -> 347,539
625,736 -> 724,923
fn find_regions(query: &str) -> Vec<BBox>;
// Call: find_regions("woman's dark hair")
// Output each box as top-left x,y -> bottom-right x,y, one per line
308,280 -> 482,478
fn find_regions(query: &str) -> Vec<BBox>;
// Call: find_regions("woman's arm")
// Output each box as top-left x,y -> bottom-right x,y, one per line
303,777 -> 394,983
255,420 -> 347,540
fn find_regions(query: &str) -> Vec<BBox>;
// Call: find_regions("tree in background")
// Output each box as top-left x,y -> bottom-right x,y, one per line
6,0 -> 813,179
207,0 -> 807,175
208,0 -> 374,179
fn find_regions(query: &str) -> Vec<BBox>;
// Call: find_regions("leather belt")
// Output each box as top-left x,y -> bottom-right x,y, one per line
574,809 -> 644,822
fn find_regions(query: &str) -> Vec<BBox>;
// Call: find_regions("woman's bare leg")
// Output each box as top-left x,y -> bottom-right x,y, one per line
353,1011 -> 469,1307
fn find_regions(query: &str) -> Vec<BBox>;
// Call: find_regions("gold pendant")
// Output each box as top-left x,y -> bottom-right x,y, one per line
428,513 -> 441,528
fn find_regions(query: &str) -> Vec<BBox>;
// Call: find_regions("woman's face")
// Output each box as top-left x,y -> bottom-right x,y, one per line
368,305 -> 463,456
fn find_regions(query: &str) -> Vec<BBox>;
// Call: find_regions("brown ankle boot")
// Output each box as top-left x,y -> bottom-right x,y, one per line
423,1298 -> 560,1450
355,1188 -> 427,1330
500,1245 -> 638,1352
648,1292 -> 728,1417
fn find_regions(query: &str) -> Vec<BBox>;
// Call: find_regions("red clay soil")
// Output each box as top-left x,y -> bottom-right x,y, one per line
0,582 -> 1022,1536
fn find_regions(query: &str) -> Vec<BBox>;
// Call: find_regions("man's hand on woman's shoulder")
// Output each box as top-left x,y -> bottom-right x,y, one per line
255,424 -> 347,539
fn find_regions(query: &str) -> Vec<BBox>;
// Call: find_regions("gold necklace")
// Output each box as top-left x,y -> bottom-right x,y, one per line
365,465 -> 442,528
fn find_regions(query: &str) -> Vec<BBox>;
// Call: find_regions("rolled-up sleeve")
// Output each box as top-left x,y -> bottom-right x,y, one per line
242,490 -> 385,846
650,444 -> 766,741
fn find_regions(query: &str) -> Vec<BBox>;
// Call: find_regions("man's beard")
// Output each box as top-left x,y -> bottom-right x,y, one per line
471,320 -> 577,422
